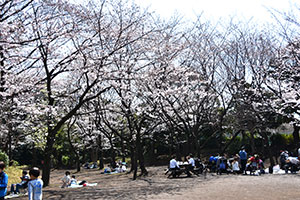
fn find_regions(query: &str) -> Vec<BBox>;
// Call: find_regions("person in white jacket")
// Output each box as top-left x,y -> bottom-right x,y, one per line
232,157 -> 240,174
28,167 -> 43,200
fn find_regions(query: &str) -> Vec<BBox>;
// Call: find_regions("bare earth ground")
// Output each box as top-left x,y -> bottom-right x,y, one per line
11,166 -> 300,200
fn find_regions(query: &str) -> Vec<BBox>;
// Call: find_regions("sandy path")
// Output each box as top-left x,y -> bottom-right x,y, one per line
10,167 -> 300,200
148,174 -> 300,200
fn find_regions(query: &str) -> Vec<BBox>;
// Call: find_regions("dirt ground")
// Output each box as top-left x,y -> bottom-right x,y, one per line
11,166 -> 300,200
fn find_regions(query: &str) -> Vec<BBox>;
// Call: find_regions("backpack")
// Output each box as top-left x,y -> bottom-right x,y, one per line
219,160 -> 226,170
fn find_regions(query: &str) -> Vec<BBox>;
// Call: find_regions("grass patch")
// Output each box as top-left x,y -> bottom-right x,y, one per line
5,166 -> 28,189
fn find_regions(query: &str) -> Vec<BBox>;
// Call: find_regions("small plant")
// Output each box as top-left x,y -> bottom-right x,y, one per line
0,151 -> 9,166
62,155 -> 70,166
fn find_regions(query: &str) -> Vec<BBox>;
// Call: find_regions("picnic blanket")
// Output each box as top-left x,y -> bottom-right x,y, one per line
68,183 -> 98,188
5,193 -> 27,199
264,165 -> 286,174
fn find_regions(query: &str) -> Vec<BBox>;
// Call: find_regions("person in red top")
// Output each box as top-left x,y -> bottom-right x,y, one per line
248,154 -> 260,174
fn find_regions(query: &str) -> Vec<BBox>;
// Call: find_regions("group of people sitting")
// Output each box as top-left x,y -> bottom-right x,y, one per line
83,162 -> 98,169
61,171 -> 87,188
168,154 -> 203,178
103,161 -> 127,174
208,149 -> 265,175
279,150 -> 300,173
7,166 -> 43,200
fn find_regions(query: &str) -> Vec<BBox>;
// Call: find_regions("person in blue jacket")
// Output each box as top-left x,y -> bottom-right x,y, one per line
239,147 -> 247,174
0,161 -> 8,200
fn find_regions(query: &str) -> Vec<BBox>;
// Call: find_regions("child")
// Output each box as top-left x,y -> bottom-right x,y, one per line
232,157 -> 240,174
28,167 -> 43,200
0,161 -> 8,200
61,171 -> 71,188
10,170 -> 30,194
69,175 -> 77,186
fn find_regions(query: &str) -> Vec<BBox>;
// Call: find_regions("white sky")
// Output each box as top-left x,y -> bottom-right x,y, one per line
134,0 -> 296,23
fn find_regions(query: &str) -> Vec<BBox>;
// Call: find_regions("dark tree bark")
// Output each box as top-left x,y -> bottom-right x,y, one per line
221,130 -> 241,154
262,131 -> 275,166
293,124 -> 300,147
136,133 -> 148,176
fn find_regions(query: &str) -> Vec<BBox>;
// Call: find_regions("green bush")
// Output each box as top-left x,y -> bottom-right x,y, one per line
10,160 -> 19,166
62,155 -> 70,166
0,151 -> 9,166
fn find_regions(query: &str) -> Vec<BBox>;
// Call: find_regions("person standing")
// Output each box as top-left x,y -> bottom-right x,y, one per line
239,147 -> 247,175
0,161 -> 8,200
28,167 -> 43,200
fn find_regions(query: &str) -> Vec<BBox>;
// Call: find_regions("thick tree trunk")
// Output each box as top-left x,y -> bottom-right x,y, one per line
42,150 -> 52,187
110,146 -> 116,168
132,148 -> 138,180
249,131 -> 256,154
42,133 -> 55,186
99,150 -> 104,170
293,124 -> 300,147
120,136 -> 126,163
76,156 -> 80,172
130,146 -> 135,172
66,123 -> 80,172
96,135 -> 104,169
262,132 -> 275,166
136,133 -> 147,176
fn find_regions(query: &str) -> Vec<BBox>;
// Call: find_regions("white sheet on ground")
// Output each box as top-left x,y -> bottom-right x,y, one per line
68,183 -> 98,188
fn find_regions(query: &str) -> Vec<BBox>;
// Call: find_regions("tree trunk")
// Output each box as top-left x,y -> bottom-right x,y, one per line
136,134 -> 147,176
130,146 -> 135,172
42,132 -> 55,186
110,145 -> 116,168
132,148 -> 138,180
262,131 -> 275,166
249,131 -> 256,154
222,130 -> 241,154
42,150 -> 52,187
120,136 -> 126,163
66,123 -> 80,172
97,135 -> 104,169
293,124 -> 300,148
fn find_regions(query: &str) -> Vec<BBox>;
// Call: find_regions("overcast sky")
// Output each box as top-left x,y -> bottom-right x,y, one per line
134,0 -> 296,23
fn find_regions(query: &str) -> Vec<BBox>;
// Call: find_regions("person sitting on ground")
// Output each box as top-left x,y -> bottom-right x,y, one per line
258,158 -> 265,174
69,175 -> 77,187
232,157 -> 240,174
285,156 -> 299,174
28,167 -> 43,200
104,165 -> 112,174
216,155 -> 228,175
121,164 -> 127,172
10,170 -> 30,194
90,162 -> 98,169
280,150 -> 289,169
246,154 -> 260,175
84,162 -> 90,169
61,171 -> 71,188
